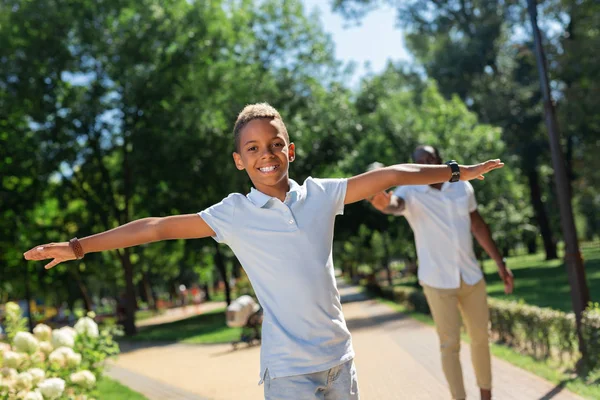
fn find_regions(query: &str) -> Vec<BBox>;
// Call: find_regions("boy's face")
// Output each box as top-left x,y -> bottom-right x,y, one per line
232,118 -> 295,190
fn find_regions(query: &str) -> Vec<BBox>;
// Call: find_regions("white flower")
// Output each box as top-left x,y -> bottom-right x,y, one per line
48,347 -> 81,368
74,317 -> 99,338
60,326 -> 77,340
15,371 -> 33,391
39,342 -> 53,355
37,378 -> 65,400
51,329 -> 74,349
33,324 -> 52,342
27,369 -> 45,386
0,343 -> 11,354
24,390 -> 44,400
70,370 -> 96,389
5,302 -> 21,315
67,351 -> 82,368
0,376 -> 13,392
13,332 -> 40,354
2,351 -> 23,369
1,367 -> 18,379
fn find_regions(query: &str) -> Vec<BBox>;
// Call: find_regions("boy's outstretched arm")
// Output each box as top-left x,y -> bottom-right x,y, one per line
344,160 -> 504,205
23,215 -> 215,270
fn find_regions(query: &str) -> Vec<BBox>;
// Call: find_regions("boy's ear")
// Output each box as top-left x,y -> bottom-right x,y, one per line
232,152 -> 245,170
288,142 -> 296,162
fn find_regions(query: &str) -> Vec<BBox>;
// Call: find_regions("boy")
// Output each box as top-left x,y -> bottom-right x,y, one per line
24,103 -> 503,399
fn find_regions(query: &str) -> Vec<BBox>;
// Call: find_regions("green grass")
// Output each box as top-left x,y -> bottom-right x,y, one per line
482,243 -> 600,312
127,308 -> 243,344
390,243 -> 600,312
375,294 -> 600,400
135,309 -> 166,321
95,377 -> 148,399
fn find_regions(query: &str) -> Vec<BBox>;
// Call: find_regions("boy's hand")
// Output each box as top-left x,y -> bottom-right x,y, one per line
23,242 -> 76,269
460,159 -> 504,181
368,191 -> 392,211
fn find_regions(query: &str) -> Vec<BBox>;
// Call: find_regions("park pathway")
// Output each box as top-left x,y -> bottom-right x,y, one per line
107,282 -> 585,400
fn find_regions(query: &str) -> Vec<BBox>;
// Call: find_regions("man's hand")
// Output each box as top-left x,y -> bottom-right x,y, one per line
460,159 -> 504,181
368,191 -> 392,211
498,264 -> 514,294
23,242 -> 76,270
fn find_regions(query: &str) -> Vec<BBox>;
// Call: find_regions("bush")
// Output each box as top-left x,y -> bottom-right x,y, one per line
0,302 -> 121,400
363,281 -> 600,371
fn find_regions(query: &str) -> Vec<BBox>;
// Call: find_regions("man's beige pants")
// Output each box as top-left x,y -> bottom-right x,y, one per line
422,278 -> 492,400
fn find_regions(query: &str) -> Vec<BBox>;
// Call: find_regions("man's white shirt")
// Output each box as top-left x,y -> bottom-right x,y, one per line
393,181 -> 483,289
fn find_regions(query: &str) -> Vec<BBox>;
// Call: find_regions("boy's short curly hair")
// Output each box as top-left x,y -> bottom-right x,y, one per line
233,103 -> 289,152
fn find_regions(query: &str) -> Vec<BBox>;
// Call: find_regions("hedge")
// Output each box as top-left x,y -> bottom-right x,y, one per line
365,282 -> 600,370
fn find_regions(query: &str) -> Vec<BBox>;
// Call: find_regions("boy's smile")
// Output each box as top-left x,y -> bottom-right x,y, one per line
233,118 -> 295,200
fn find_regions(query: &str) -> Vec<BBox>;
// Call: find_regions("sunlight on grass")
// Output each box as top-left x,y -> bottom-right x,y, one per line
128,308 -> 242,344
482,244 -> 600,312
96,377 -> 148,400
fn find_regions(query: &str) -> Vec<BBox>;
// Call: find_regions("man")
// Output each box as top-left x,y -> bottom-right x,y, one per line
369,145 -> 514,400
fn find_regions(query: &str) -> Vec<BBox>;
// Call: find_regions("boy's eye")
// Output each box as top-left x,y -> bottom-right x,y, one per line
247,146 -> 257,151
273,142 -> 284,148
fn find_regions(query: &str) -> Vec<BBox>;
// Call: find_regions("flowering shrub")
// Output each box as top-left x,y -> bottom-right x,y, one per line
0,302 -> 121,399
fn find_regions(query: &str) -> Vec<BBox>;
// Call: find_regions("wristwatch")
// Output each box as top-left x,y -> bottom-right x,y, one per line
445,160 -> 460,183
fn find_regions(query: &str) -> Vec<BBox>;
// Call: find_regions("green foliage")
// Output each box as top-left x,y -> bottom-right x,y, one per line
2,302 -> 27,343
366,278 -> 599,372
0,304 -> 121,399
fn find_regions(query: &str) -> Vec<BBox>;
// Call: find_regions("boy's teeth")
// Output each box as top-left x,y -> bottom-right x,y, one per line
260,166 -> 276,172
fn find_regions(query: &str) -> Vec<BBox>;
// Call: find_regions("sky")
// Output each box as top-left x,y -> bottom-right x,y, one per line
300,0 -> 412,85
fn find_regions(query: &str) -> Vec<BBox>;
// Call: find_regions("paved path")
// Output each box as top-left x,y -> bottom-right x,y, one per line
107,283 -> 585,400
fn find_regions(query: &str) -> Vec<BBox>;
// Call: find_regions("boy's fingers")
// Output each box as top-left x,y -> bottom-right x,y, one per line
24,246 -> 45,260
45,259 -> 61,270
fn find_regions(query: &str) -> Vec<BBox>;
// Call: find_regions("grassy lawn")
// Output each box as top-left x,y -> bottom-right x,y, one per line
127,308 -> 243,344
391,242 -> 600,312
482,242 -> 600,312
95,377 -> 148,399
377,296 -> 600,400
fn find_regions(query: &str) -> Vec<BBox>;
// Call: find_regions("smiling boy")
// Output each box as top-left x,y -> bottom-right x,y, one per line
24,103 -> 503,399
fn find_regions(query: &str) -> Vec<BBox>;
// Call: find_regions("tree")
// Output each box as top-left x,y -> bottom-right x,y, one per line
333,0 -> 562,260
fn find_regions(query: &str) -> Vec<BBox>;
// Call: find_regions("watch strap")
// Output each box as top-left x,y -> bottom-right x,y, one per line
69,237 -> 85,259
445,160 -> 460,183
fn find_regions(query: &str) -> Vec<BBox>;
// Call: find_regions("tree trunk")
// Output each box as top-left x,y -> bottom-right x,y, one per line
118,248 -> 137,336
72,269 -> 93,312
213,242 -> 231,305
142,272 -> 156,311
203,284 -> 211,301
526,167 -> 558,260
382,234 -> 393,287
24,264 -> 34,332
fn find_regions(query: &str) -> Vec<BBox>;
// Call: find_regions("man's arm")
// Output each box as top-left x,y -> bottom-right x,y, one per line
24,214 -> 215,270
369,191 -> 406,216
470,210 -> 514,294
344,160 -> 503,205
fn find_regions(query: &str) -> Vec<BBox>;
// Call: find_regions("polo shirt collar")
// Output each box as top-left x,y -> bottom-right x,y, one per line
421,182 -> 451,192
247,179 -> 305,208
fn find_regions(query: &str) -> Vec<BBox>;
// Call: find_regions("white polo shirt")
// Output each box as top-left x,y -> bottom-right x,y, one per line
393,181 -> 482,289
199,177 -> 354,380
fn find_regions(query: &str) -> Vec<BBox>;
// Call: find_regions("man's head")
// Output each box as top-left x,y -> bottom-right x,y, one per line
412,145 -> 442,165
232,103 -> 295,190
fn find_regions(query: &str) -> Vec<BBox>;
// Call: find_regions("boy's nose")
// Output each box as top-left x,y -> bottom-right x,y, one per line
260,148 -> 275,158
